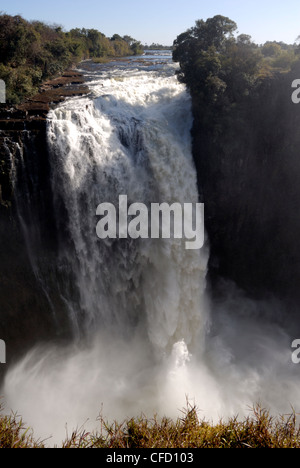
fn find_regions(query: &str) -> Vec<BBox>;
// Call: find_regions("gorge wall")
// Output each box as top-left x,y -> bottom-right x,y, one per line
0,72 -> 88,373
192,61 -> 300,304
0,126 -> 64,377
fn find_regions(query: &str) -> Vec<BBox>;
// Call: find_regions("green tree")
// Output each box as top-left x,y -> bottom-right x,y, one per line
173,16 -> 262,105
130,41 -> 144,55
262,41 -> 282,57
173,15 -> 237,89
111,34 -> 123,42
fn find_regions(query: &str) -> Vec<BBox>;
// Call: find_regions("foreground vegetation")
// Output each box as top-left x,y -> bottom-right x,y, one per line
1,403 -> 300,448
0,13 -> 143,104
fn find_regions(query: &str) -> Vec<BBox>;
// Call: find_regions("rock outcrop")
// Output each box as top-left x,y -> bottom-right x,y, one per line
192,63 -> 300,304
0,70 -> 89,377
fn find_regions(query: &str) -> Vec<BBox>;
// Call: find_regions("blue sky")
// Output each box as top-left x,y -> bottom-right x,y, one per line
1,0 -> 300,46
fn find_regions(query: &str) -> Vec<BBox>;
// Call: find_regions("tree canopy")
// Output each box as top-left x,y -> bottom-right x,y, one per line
0,13 -> 144,104
173,15 -> 299,108
173,16 -> 263,104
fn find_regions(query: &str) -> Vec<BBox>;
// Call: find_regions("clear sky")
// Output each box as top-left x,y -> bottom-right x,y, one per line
1,0 -> 300,46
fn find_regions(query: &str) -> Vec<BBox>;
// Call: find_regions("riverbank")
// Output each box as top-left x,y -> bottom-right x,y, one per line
0,69 -> 89,131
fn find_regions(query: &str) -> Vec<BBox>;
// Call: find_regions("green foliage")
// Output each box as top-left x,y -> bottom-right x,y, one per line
259,41 -> 298,73
262,41 -> 282,57
173,16 -> 299,104
130,40 -> 144,56
173,15 -> 263,106
144,43 -> 172,50
172,15 -> 300,155
0,13 -> 144,104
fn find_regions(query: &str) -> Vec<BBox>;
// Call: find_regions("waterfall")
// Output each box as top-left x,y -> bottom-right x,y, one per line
1,62 -> 212,443
4,57 -> 300,446
46,65 -> 209,356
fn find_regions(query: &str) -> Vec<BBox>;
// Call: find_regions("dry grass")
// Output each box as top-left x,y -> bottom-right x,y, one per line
87,405 -> 300,449
0,403 -> 44,448
1,402 -> 300,448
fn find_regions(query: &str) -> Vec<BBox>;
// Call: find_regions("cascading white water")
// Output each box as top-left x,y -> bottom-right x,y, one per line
4,55 -> 300,446
46,64 -> 209,356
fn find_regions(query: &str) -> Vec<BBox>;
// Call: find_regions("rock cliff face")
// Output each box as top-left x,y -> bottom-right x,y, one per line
0,71 -> 89,375
0,128 -> 59,379
192,63 -> 300,303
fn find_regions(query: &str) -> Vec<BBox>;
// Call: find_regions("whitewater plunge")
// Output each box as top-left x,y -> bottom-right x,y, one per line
3,53 -> 300,445
46,58 -> 209,354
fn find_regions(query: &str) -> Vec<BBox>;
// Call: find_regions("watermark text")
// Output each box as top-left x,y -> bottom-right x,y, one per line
96,195 -> 205,250
291,79 -> 300,104
0,80 -> 6,104
0,340 -> 6,364
291,339 -> 300,364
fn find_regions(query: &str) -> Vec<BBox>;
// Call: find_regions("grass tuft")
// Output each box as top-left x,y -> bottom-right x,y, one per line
0,402 -> 44,448
1,401 -> 300,448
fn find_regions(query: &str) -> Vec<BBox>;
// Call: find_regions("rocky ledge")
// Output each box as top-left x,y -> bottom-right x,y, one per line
0,69 -> 89,131
0,69 -> 89,212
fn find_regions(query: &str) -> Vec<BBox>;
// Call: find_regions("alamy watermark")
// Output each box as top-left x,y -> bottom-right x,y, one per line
291,80 -> 300,104
0,80 -> 6,104
96,195 -> 205,250
0,340 -> 6,364
291,339 -> 300,364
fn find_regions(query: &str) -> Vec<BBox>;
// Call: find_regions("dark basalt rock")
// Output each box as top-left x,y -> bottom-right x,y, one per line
0,70 -> 89,377
192,63 -> 300,304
